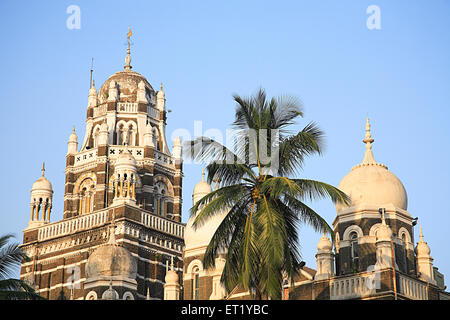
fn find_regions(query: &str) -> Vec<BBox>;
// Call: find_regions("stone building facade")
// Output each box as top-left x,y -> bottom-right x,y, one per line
177,119 -> 450,301
20,38 -> 184,300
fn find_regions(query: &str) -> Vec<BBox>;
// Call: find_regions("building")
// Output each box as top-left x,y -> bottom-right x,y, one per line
20,37 -> 449,300
19,38 -> 184,300
179,118 -> 450,300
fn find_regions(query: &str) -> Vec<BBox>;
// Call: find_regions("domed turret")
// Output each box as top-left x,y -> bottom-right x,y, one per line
192,169 -> 212,204
336,118 -> 408,213
28,163 -> 53,229
112,146 -> 138,206
67,126 -> 78,154
317,233 -> 333,251
88,81 -> 98,107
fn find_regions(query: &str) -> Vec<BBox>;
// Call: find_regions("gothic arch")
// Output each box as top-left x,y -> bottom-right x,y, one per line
116,120 -> 137,146
343,225 -> 364,241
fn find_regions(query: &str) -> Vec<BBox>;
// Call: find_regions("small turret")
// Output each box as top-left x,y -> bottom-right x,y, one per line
315,234 -> 334,280
67,126 -> 78,155
415,226 -> 436,285
157,82 -> 165,111
28,163 -> 53,229
88,80 -> 98,107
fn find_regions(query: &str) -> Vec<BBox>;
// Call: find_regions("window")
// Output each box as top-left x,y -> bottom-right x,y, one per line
350,231 -> 359,260
193,267 -> 200,300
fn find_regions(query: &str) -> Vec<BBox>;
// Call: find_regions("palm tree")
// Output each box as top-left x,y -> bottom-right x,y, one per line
0,234 -> 43,300
185,88 -> 349,299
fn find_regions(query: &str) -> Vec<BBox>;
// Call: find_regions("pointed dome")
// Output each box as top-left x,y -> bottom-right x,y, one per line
184,170 -> 227,252
415,226 -> 431,256
86,226 -> 137,280
68,126 -> 77,143
193,169 -> 212,199
335,118 -> 408,213
157,82 -> 165,98
317,234 -> 332,251
115,146 -> 137,168
31,163 -> 53,192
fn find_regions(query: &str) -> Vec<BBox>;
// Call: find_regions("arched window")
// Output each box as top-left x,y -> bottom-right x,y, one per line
193,266 -> 200,300
154,181 -> 168,217
350,231 -> 359,268
79,179 -> 95,215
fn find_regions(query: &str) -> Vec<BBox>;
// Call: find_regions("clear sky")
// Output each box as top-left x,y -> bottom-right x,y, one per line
1,1 -> 449,280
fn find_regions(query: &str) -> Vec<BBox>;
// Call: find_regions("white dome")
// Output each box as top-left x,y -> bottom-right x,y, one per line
31,164 -> 53,193
185,170 -> 227,252
317,234 -> 332,251
192,170 -> 212,204
184,210 -> 227,252
336,119 -> 407,213
115,148 -> 137,169
165,269 -> 179,284
336,163 -> 407,212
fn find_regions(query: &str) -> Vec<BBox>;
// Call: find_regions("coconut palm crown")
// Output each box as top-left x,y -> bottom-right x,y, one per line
184,89 -> 349,299
0,234 -> 43,300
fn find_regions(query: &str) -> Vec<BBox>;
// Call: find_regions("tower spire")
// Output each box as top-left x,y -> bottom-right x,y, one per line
89,57 -> 94,88
124,27 -> 132,70
361,117 -> 376,165
41,162 -> 45,177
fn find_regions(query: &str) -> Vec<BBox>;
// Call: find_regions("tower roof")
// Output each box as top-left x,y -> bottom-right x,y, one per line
335,118 -> 408,212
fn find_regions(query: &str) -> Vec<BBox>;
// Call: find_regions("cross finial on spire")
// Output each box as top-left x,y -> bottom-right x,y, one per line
41,162 -> 45,177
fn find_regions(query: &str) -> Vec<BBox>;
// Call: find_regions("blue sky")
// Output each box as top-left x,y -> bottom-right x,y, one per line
1,0 -> 449,280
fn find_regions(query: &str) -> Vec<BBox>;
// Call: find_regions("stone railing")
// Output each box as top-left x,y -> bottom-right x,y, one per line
93,104 -> 107,117
117,102 -> 138,113
330,273 -> 376,300
74,149 -> 97,166
140,211 -> 184,239
38,210 -> 109,241
147,105 -> 160,119
108,146 -> 144,160
398,274 -> 428,300
154,149 -> 175,168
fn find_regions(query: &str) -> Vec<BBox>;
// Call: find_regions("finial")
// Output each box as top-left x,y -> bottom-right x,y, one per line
381,209 -> 386,225
92,79 -> 95,88
363,117 -> 375,147
72,126 -> 76,133
202,168 -> 205,181
361,117 -> 377,165
124,27 -> 133,70
160,82 -> 163,91
108,224 -> 117,245
146,287 -> 150,300
419,226 -> 424,242
170,256 -> 174,271
41,162 -> 45,177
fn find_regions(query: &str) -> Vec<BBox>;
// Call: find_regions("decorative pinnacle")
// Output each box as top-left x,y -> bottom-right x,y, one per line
202,168 -> 205,181
41,162 -> 45,177
171,256 -> 174,271
419,226 -> 424,242
160,82 -> 163,91
361,117 -> 377,165
124,27 -> 132,70
363,117 -> 375,148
